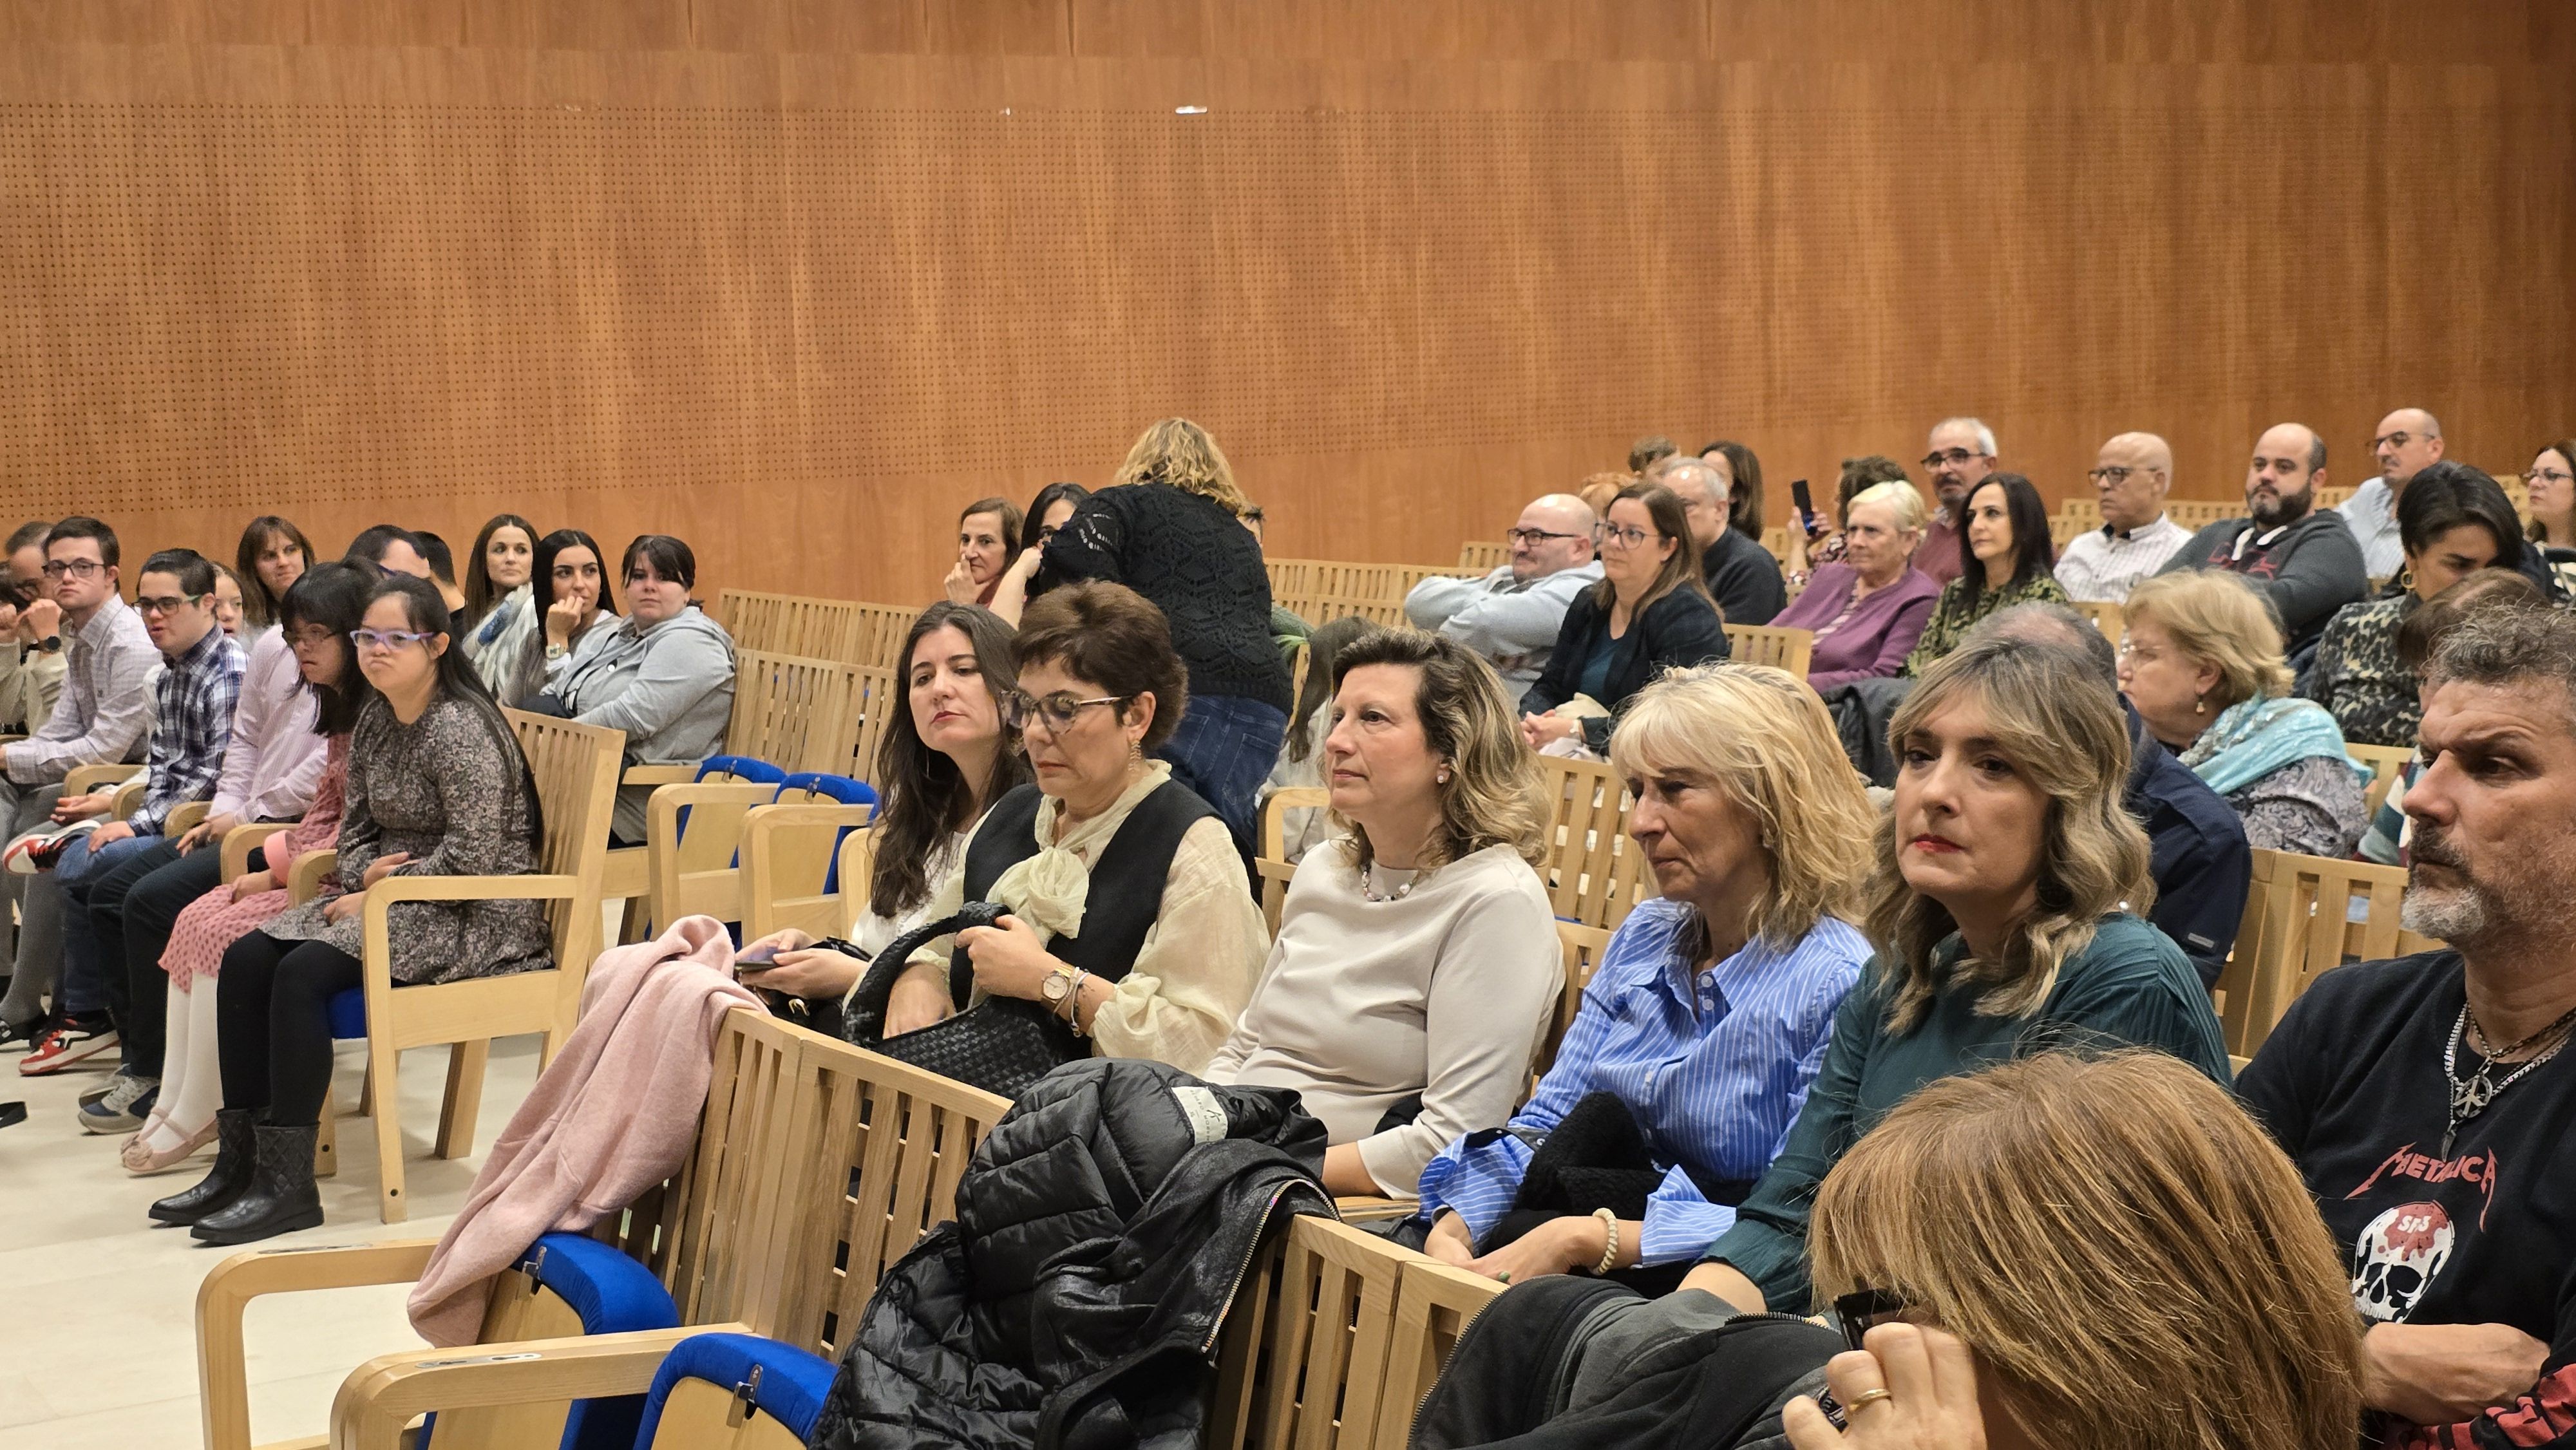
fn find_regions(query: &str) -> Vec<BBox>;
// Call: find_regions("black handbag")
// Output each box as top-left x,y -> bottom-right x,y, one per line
842,900 -> 1084,1100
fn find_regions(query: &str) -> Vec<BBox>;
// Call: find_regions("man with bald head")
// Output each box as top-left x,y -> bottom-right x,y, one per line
2054,431 -> 2194,603
1405,493 -> 1603,692
1912,415 -> 1998,585
2157,422 -> 2367,655
1649,454 -> 1785,625
2338,407 -> 2449,578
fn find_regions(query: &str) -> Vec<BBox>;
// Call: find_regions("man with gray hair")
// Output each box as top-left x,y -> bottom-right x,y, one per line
2054,431 -> 2193,602
2340,407 -> 2448,578
1968,603 -> 2249,987
1405,493 -> 1602,692
2240,604 -> 2576,1445
1913,416 -> 1998,585
1649,454 -> 1785,625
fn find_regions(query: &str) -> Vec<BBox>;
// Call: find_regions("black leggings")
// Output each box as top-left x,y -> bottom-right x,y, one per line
216,932 -> 363,1128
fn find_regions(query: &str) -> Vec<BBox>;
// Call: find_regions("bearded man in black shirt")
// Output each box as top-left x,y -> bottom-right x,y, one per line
2240,605 -> 2576,1449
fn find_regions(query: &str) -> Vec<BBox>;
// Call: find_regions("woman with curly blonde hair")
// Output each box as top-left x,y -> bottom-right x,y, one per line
1685,634 -> 2229,1316
1036,417 -> 1291,850
1413,663 -> 1880,1290
1204,627 -> 1557,1198
1790,1051 -> 2364,1450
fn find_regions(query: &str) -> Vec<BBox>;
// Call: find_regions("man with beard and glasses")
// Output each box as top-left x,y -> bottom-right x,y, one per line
2239,604 -> 2576,1450
2155,422 -> 2366,657
1911,416 -> 1996,586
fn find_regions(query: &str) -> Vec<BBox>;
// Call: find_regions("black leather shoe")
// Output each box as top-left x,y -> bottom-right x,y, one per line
149,1109 -> 258,1226
192,1122 -> 324,1245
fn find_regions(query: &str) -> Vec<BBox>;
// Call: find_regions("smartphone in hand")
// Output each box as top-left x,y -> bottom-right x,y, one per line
1790,478 -> 1821,537
735,941 -> 781,969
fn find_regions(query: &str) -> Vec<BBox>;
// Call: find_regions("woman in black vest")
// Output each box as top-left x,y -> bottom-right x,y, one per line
1520,482 -> 1730,757
883,581 -> 1267,1073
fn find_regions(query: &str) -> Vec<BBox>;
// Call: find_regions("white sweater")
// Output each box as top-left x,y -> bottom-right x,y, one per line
1202,840 -> 1561,1196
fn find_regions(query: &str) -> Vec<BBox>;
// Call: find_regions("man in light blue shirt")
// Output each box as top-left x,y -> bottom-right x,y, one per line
2338,406 -> 2446,579
1404,494 -> 1602,692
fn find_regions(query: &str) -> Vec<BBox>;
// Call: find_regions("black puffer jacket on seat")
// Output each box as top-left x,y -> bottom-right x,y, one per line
810,1058 -> 1332,1450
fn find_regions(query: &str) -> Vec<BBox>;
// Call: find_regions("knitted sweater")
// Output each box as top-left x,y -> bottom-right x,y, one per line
1037,484 -> 1293,713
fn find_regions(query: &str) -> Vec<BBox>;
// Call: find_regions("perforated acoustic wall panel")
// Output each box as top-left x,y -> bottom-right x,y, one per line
1,2 -> 2569,605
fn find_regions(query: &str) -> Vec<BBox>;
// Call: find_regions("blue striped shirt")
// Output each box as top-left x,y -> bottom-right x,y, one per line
131,626 -> 246,834
1412,898 -> 1869,1265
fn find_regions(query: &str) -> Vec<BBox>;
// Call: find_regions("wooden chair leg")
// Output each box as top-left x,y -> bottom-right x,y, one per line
316,1100 -> 339,1178
437,1039 -> 490,1160
357,1061 -> 374,1118
369,1038 -> 408,1224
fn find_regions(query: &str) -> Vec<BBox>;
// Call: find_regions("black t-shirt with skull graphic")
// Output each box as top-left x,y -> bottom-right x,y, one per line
2240,951 -> 2576,1445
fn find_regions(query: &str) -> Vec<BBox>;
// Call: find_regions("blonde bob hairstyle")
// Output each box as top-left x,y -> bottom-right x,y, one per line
1809,1051 -> 2365,1450
1325,627 -> 1548,874
1609,663 -> 1875,947
1846,478 -> 1926,534
1112,417 -> 1254,518
2119,570 -> 2293,710
1868,636 -> 2154,1033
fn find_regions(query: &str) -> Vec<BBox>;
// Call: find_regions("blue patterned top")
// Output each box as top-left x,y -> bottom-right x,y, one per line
1412,898 -> 1869,1265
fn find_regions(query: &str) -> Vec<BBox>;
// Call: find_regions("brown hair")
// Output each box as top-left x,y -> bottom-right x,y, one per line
1809,1051 -> 2365,1450
1325,628 -> 1548,872
1577,471 -> 1631,520
1014,581 -> 1190,752
1835,455 -> 1911,528
1627,435 -> 1678,474
958,497 -> 1023,556
1868,634 -> 2152,1033
2526,439 -> 2576,545
1592,482 -> 1715,616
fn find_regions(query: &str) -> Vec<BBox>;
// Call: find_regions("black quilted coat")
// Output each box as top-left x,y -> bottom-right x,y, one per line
810,1058 -> 1333,1450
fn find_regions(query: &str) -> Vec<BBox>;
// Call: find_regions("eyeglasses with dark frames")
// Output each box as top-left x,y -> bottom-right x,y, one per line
1000,689 -> 1133,734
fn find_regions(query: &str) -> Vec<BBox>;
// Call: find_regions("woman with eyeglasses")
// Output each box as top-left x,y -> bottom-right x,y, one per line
987,481 -> 1090,626
1520,482 -> 1728,757
1034,420 -> 1294,854
1414,1054 -> 2364,1450
2520,440 -> 2576,596
2121,570 -> 2369,857
173,574 -> 552,1243
1678,635 -> 2228,1321
541,534 -> 735,844
1772,480 -> 1943,689
727,602 -> 1031,1003
1900,473 -> 2066,676
233,515 -> 312,634
882,581 -> 1265,1073
458,513 -> 540,698
113,564 -> 373,1176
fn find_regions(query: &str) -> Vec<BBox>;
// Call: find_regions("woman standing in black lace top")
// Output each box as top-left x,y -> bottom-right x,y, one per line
1036,419 -> 1292,851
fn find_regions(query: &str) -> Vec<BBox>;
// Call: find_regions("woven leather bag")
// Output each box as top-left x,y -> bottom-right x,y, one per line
843,901 -> 1083,1100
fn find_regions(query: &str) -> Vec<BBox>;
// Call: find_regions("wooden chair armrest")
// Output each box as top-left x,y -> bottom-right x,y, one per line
645,782 -> 779,852
64,761 -> 142,796
289,849 -> 339,904
221,822 -> 296,880
109,777 -> 147,820
166,800 -> 211,836
1258,786 -> 1330,860
361,874 -> 583,964
196,1239 -> 442,1450
1334,1194 -> 1418,1223
620,764 -> 694,788
330,1324 -> 737,1450
741,801 -> 875,831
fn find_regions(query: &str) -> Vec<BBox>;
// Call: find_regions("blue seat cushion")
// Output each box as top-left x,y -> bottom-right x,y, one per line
637,1332 -> 837,1447
419,1234 -> 683,1450
327,988 -> 366,1040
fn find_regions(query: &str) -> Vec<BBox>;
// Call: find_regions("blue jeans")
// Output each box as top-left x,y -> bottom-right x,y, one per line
1155,693 -> 1288,854
53,830 -> 166,1016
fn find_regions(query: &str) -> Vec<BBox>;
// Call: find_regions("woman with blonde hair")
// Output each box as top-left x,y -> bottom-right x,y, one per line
1035,418 -> 1291,850
1414,663 -> 1877,1289
1684,635 -> 2229,1316
1204,628 -> 1559,1198
1783,1051 -> 2365,1450
2121,569 -> 2368,856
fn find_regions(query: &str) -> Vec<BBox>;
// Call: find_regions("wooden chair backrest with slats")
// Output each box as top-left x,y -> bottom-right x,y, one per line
847,603 -> 920,673
1539,757 -> 1649,930
2313,484 -> 2354,511
715,590 -> 865,663
2215,849 -> 2440,1058
1722,623 -> 1813,678
1540,921 -> 1615,1080
838,664 -> 900,785
2347,743 -> 2413,819
727,650 -> 864,773
1379,1259 -> 1507,1447
2164,498 -> 2239,529
2072,598 -> 2124,648
1458,541 -> 1510,572
1210,1216 -> 1415,1450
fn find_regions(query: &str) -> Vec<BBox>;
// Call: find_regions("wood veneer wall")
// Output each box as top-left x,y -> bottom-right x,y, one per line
2,1 -> 2569,605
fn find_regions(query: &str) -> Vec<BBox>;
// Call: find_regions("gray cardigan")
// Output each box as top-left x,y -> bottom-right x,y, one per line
1403,561 -> 1603,693
544,605 -> 737,767
2155,509 -> 2368,652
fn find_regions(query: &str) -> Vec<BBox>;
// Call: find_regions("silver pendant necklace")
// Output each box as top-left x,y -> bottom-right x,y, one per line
2441,1001 -> 2576,1156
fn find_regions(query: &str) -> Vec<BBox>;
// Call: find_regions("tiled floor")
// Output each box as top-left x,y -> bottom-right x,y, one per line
0,1036 -> 541,1449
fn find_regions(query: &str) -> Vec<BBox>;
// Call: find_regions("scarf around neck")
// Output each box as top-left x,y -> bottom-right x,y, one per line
2178,693 -> 2368,798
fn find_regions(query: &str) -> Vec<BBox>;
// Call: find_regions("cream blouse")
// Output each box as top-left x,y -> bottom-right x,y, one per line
905,761 -> 1267,1073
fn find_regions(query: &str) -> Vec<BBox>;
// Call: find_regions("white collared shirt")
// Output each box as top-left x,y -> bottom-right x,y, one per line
2052,513 -> 2194,603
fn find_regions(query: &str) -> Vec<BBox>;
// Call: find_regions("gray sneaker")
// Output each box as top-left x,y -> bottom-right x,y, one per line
78,1073 -> 158,1134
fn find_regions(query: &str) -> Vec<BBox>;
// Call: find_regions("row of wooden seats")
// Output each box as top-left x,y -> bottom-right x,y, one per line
2214,847 -> 2436,1060
715,588 -> 916,675
204,999 -> 1502,1450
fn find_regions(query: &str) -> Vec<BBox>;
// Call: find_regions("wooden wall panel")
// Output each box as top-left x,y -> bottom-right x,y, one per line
0,1 -> 2568,610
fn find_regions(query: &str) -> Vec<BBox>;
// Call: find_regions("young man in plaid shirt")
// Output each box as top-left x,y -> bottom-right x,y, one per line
17,549 -> 246,1078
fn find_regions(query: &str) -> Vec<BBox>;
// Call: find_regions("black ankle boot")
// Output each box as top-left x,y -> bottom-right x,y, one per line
191,1122 -> 323,1245
149,1107 -> 258,1225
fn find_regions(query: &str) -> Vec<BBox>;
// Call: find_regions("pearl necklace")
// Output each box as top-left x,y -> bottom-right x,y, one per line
1361,862 -> 1420,903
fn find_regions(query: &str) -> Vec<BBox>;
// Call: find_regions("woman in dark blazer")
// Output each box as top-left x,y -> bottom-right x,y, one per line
1520,482 -> 1730,756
